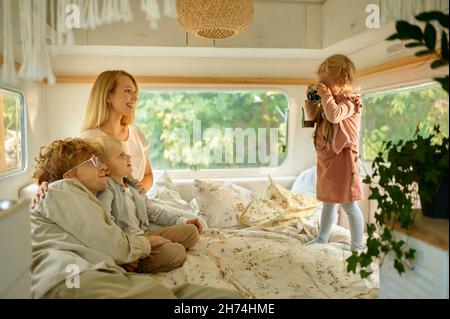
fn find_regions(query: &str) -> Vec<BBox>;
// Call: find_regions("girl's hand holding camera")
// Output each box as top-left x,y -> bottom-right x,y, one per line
314,82 -> 330,97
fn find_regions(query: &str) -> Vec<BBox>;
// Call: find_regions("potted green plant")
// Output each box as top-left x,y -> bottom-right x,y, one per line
347,10 -> 449,278
347,126 -> 448,277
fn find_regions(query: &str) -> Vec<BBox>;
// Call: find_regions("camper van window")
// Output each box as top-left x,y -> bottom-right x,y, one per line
135,90 -> 289,170
361,82 -> 449,161
0,88 -> 26,179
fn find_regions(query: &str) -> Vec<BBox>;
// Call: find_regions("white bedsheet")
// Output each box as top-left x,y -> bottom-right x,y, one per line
149,224 -> 379,299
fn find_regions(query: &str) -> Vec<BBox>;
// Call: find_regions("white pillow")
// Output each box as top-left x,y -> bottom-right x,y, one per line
147,171 -> 208,230
291,166 -> 317,195
193,179 -> 257,229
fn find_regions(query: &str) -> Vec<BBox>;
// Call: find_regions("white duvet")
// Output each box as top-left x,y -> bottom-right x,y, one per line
149,223 -> 379,299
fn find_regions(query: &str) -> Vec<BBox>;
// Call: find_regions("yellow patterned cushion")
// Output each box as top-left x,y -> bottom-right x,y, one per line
238,176 -> 321,227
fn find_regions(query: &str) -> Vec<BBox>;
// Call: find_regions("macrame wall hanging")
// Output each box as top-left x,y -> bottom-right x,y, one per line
0,0 -> 177,86
1,0 -> 18,86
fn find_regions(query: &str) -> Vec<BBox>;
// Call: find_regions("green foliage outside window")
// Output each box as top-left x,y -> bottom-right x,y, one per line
3,95 -> 19,132
134,91 -> 289,170
362,83 -> 449,161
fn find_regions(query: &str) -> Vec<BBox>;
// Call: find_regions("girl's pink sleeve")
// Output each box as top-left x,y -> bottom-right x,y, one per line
321,91 -> 356,124
303,100 -> 319,121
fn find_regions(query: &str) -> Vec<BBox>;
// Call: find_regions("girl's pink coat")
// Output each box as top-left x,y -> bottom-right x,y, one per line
304,90 -> 364,203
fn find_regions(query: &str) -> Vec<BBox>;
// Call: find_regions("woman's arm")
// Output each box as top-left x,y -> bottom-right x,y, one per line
31,182 -> 49,209
140,156 -> 153,192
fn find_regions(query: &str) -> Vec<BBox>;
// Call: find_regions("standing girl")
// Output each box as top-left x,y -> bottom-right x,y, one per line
303,54 -> 364,251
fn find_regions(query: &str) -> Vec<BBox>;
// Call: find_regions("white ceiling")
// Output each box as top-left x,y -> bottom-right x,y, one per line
72,0 -> 349,49
0,0 -> 435,78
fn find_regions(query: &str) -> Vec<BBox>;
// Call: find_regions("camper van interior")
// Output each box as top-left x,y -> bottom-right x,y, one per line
0,0 -> 449,301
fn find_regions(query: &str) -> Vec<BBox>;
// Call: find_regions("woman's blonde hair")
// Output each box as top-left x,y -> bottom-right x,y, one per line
81,70 -> 139,131
314,55 -> 356,150
316,54 -> 355,87
33,138 -> 102,184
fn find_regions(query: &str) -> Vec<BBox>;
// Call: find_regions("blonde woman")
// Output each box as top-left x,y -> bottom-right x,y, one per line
31,70 -> 153,208
303,54 -> 365,252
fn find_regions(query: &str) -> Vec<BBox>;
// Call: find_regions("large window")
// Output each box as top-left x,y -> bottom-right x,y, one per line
362,83 -> 449,161
0,88 -> 26,178
135,90 -> 289,170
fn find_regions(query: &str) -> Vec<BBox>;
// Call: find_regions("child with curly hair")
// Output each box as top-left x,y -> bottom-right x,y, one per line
303,54 -> 365,251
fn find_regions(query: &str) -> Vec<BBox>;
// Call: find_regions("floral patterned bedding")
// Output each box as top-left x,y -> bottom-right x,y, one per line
149,220 -> 379,299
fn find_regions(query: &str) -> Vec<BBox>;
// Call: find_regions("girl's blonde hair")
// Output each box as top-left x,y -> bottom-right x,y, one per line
314,55 -> 357,151
316,54 -> 355,87
81,70 -> 139,131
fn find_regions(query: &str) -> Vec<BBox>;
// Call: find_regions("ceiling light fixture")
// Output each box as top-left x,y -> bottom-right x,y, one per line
176,0 -> 254,40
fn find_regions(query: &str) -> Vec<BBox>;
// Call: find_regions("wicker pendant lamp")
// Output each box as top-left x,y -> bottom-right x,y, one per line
176,0 -> 254,39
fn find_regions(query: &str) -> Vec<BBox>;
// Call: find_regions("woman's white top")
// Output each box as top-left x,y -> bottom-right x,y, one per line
80,125 -> 149,181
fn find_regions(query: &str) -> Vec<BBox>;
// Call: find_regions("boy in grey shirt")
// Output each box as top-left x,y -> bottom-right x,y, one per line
96,136 -> 202,273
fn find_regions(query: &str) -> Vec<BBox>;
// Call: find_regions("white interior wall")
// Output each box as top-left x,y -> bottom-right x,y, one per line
359,63 -> 449,92
50,54 -> 322,78
322,0 -> 382,48
73,0 -> 324,49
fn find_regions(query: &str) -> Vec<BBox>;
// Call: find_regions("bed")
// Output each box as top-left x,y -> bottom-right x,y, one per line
143,172 -> 379,299
20,170 -> 379,298
150,224 -> 379,298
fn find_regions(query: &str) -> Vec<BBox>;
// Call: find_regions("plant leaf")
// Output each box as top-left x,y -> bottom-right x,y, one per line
415,49 -> 434,57
381,227 -> 392,241
438,13 -> 449,28
404,42 -> 424,48
415,11 -> 449,28
441,30 -> 449,62
409,24 -> 424,41
431,59 -> 448,69
396,20 -> 410,34
386,34 -> 399,41
367,223 -> 376,237
386,33 -> 399,41
394,259 -> 405,275
405,249 -> 416,261
434,75 -> 449,94
415,12 -> 431,21
389,21 -> 423,41
362,175 -> 372,184
360,253 -> 373,267
424,23 -> 437,50
346,252 -> 359,273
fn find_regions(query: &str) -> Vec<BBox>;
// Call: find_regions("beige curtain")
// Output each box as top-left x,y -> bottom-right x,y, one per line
382,0 -> 449,24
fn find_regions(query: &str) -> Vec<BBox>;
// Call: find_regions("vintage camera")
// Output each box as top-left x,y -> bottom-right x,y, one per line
307,88 -> 321,103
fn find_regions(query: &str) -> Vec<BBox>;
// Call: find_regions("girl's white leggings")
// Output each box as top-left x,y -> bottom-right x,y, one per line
307,201 -> 364,251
